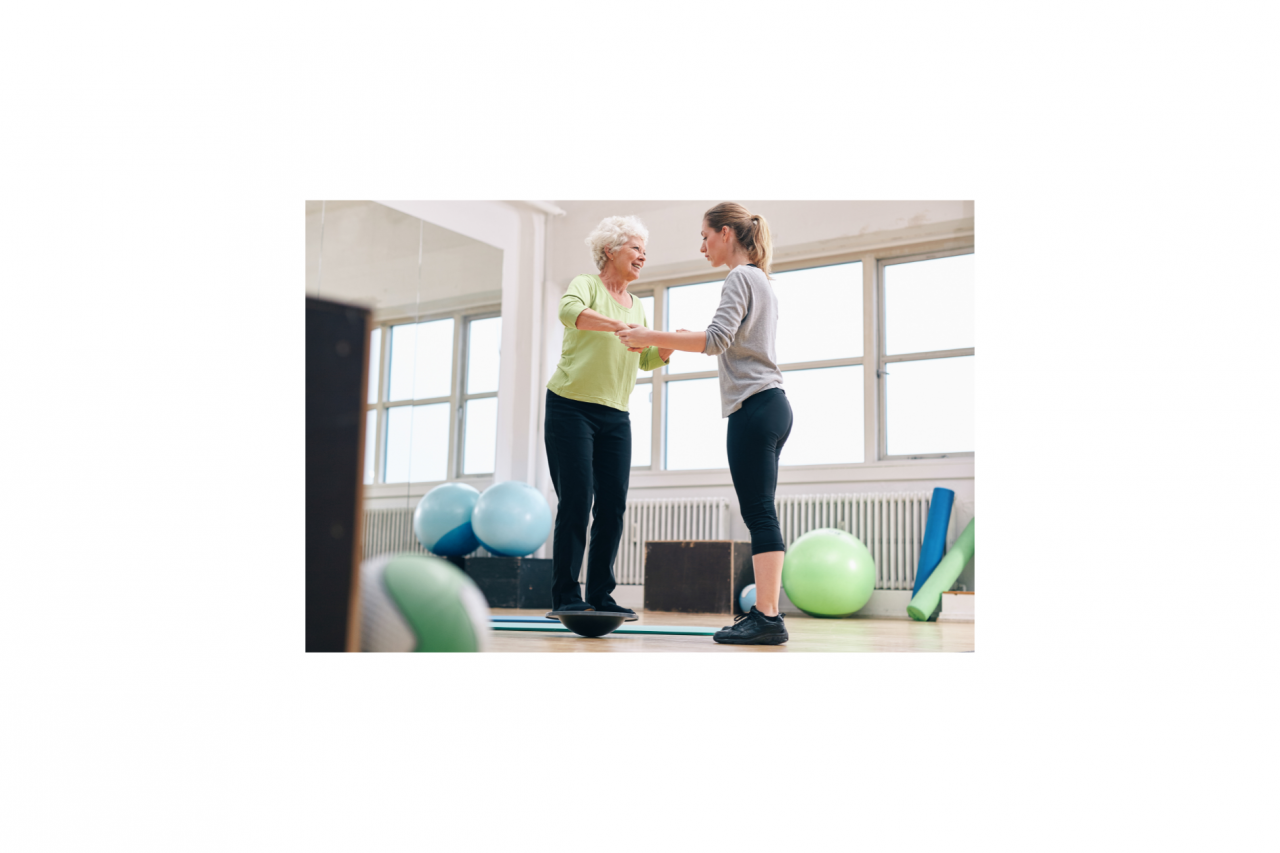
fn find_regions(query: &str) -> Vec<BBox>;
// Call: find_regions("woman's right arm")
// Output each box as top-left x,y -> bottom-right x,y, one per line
574,308 -> 629,333
702,271 -> 750,355
559,276 -> 628,333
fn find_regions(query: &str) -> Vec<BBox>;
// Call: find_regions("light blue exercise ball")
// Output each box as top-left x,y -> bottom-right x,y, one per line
413,482 -> 481,557
739,584 -> 757,613
471,481 -> 551,558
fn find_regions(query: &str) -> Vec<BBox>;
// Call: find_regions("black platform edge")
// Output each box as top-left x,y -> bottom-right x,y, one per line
549,611 -> 626,638
545,610 -> 639,622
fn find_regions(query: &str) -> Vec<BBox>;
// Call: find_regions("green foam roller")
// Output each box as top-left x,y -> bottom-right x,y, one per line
907,519 -> 975,622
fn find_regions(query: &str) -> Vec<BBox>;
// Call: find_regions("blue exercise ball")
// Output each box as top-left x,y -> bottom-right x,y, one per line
413,482 -> 480,557
471,481 -> 551,558
739,584 -> 757,613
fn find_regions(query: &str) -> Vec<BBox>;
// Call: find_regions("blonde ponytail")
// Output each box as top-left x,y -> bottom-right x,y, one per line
704,202 -> 773,276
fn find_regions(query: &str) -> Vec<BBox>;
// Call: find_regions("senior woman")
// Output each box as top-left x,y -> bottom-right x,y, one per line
544,216 -> 672,618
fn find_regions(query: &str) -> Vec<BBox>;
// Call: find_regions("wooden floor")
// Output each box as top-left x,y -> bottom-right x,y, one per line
487,608 -> 974,653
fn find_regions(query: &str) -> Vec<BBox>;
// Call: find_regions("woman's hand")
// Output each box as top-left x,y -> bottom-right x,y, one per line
616,324 -> 657,349
617,323 -> 644,352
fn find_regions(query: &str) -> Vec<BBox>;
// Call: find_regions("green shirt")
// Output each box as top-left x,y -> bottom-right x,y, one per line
547,274 -> 668,411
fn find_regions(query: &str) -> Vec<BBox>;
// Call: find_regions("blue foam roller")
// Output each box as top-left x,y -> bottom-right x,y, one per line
911,487 -> 955,597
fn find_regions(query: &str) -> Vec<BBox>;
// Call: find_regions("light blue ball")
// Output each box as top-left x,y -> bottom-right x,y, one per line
413,482 -> 481,557
471,481 -> 551,558
739,583 -> 757,613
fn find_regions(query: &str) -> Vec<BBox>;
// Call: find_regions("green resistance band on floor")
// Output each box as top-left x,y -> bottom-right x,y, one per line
491,622 -> 717,636
907,518 -> 975,622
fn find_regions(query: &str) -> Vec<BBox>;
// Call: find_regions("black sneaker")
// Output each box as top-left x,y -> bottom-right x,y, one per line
545,602 -> 594,618
713,607 -> 788,645
588,601 -> 639,622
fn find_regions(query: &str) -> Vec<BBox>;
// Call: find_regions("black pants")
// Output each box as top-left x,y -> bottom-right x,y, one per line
544,390 -> 631,609
727,388 -> 794,555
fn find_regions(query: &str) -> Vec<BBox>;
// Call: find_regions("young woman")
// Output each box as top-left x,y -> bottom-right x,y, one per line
616,202 -> 792,644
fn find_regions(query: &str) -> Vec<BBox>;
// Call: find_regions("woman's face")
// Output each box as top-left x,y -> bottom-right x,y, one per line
605,236 -> 646,282
700,220 -> 732,267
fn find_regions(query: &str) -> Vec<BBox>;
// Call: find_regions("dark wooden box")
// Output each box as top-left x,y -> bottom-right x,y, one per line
439,555 -> 467,572
463,557 -> 553,609
643,541 -> 754,614
306,297 -> 370,653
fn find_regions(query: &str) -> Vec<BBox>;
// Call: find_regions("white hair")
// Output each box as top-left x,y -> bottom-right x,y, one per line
585,216 -> 649,270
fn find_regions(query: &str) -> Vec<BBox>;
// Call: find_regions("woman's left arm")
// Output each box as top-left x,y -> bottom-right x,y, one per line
617,327 -> 707,353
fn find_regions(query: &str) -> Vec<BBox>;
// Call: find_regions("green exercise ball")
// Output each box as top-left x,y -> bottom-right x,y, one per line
360,552 -> 491,652
781,528 -> 876,618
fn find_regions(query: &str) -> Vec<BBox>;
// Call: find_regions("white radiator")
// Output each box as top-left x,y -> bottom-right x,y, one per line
361,508 -> 490,562
364,500 -> 730,584
583,498 -> 732,585
366,494 -> 954,594
775,492 -> 950,591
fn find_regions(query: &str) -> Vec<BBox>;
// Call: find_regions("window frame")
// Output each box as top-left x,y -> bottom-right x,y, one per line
365,304 -> 502,488
627,235 -> 974,473
877,247 -> 975,461
626,293 -> 658,470
458,310 -> 502,476
627,288 -> 660,470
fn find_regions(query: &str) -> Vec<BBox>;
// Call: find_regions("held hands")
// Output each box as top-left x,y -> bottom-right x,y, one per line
616,323 -> 655,352
615,325 -> 685,361
607,322 -> 642,352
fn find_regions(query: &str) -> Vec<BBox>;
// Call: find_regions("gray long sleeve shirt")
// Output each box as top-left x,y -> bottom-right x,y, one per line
702,264 -> 784,416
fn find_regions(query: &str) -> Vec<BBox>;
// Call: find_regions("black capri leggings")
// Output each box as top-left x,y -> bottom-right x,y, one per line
543,390 -> 631,610
727,387 -> 794,555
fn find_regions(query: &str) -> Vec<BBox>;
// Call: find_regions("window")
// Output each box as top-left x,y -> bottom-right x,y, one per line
661,281 -> 726,470
462,316 -> 501,475
775,364 -> 864,466
628,381 -> 653,469
880,252 -> 974,457
666,375 -> 729,470
662,263 -> 869,469
665,283 -> 722,375
364,310 -> 502,485
770,262 -> 865,466
627,244 -> 972,473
